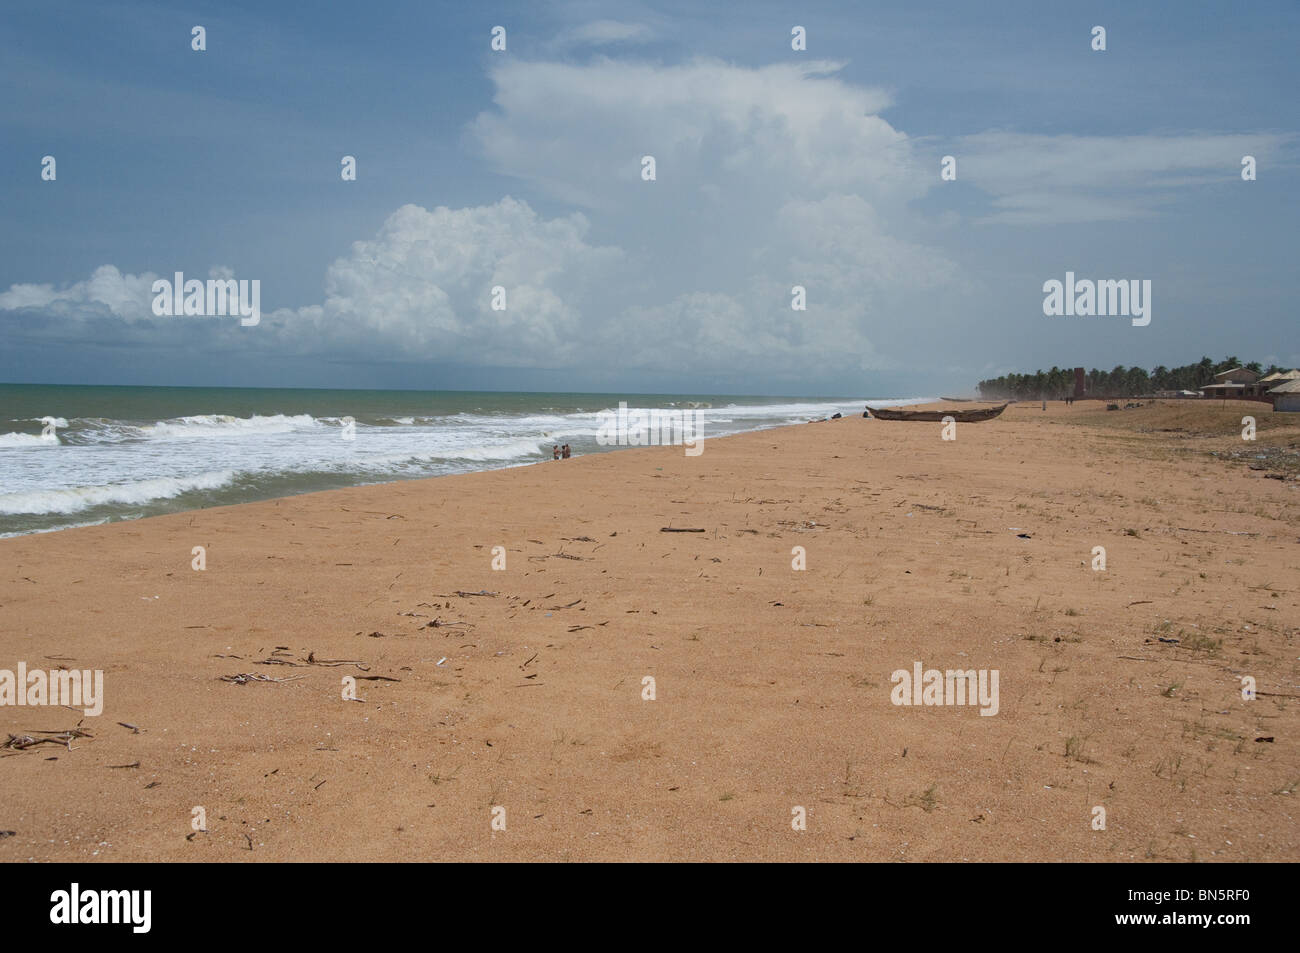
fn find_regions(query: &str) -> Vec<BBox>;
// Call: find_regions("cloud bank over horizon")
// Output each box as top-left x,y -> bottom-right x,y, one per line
3,5 -> 1297,394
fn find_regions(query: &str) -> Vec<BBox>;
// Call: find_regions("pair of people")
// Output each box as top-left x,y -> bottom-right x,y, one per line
551,444 -> 571,460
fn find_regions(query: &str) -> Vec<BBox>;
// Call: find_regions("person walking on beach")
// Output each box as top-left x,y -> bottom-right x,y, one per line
553,445 -> 560,460
562,444 -> 571,459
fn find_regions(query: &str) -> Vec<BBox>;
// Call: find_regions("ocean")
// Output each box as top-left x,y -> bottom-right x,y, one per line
0,384 -> 928,538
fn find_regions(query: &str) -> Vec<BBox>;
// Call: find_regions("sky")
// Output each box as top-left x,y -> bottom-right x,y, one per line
1,0 -> 1296,396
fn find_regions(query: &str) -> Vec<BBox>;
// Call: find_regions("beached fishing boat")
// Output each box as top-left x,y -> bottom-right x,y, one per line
865,403 -> 1008,422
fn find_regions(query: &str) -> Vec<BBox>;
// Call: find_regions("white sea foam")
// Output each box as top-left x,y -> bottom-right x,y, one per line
0,396 -> 926,532
434,437 -> 547,462
0,431 -> 59,447
16,416 -> 70,427
0,470 -> 236,515
144,413 -> 318,439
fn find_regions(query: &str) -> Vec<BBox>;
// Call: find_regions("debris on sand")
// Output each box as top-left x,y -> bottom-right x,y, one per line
218,673 -> 306,685
2,723 -> 94,751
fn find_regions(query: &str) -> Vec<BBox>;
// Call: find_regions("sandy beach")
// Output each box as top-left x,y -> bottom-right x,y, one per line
1,399 -> 1296,862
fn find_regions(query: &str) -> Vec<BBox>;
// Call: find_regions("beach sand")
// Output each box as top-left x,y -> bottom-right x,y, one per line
1,400 -> 1296,862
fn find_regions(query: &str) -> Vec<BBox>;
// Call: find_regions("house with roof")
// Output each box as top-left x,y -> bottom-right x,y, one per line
1268,377 -> 1300,412
1259,368 -> 1300,388
1199,366 -> 1270,400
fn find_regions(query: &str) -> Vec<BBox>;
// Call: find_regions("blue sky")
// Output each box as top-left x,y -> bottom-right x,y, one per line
2,0 -> 1296,395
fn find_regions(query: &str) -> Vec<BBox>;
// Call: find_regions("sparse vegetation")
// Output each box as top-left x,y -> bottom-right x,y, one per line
1181,631 -> 1222,656
905,784 -> 940,813
1064,735 -> 1098,764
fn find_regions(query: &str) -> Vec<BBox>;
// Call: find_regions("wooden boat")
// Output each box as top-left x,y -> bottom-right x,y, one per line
865,402 -> 1008,423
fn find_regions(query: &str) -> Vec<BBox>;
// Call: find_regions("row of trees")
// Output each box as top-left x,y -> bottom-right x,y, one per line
977,357 -> 1286,400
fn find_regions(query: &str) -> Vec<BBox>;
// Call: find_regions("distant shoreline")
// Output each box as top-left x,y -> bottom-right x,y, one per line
0,386 -> 932,538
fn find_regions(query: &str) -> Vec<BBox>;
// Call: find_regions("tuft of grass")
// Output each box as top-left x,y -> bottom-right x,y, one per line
905,784 -> 940,813
1161,680 -> 1184,698
1124,528 -> 1141,538
1181,631 -> 1222,656
1064,736 -> 1098,764
1153,754 -> 1187,790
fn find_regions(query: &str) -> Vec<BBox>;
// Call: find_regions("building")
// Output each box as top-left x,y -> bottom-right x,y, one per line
1259,369 -> 1300,389
1199,367 -> 1271,400
1268,378 -> 1300,413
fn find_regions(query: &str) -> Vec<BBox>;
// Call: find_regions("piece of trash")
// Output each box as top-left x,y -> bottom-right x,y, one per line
1016,533 -> 1031,539
436,657 -> 447,666
1157,637 -> 1180,644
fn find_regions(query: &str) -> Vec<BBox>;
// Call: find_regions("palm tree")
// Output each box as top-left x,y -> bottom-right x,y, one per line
1126,366 -> 1150,395
1195,357 -> 1215,387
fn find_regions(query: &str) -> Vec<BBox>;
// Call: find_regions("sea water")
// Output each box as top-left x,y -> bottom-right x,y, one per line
0,384 -> 928,537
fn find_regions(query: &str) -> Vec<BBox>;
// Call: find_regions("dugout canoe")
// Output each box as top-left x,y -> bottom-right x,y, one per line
865,403 -> 1009,422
